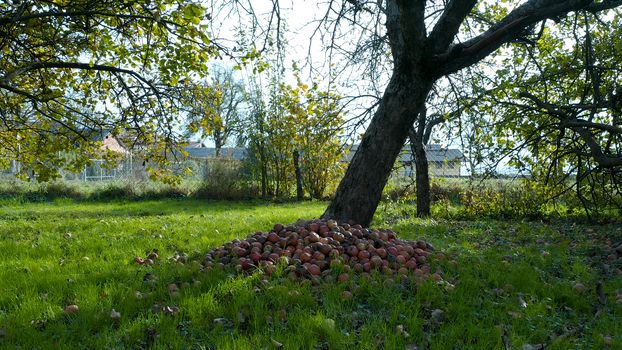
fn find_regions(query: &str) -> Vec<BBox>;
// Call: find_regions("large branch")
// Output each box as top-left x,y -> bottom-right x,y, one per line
432,0 -> 622,77
426,0 -> 479,54
564,119 -> 622,134
1,62 -> 159,93
0,10 -> 166,26
386,0 -> 426,66
574,128 -> 622,167
423,114 -> 445,144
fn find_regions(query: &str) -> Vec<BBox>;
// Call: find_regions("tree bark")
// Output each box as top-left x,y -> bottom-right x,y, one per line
293,149 -> 303,200
322,75 -> 432,226
214,130 -> 223,157
409,128 -> 431,217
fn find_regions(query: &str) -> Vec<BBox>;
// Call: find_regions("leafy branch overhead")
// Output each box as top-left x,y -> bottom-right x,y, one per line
0,0 -> 219,181
451,10 -> 622,216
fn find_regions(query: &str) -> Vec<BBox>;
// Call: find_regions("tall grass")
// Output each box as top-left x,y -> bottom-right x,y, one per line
381,177 -> 621,222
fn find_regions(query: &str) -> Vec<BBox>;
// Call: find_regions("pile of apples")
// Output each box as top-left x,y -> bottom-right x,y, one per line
202,219 -> 444,282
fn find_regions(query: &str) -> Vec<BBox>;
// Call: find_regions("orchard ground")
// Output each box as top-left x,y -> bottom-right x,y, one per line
0,198 -> 621,349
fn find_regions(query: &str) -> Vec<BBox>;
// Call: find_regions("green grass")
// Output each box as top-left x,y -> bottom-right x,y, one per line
0,199 -> 621,349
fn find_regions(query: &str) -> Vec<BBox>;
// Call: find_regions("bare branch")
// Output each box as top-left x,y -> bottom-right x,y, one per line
426,0 -> 478,54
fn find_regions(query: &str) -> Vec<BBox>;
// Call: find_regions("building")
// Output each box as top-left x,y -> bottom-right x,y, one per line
183,143 -> 464,178
402,144 -> 463,177
346,144 -> 464,178
80,131 -> 132,181
184,144 -> 247,160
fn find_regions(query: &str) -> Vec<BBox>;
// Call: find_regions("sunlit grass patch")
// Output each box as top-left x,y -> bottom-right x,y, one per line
0,199 -> 620,348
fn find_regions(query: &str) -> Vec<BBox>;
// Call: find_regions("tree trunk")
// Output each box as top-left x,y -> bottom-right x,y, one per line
322,75 -> 432,226
256,143 -> 268,199
214,130 -> 222,157
260,163 -> 268,199
293,149 -> 303,200
409,128 -> 431,217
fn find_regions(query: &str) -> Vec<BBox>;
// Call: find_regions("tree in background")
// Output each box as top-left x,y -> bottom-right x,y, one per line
242,80 -> 272,198
184,66 -> 246,156
278,69 -> 346,199
0,0 -> 219,181
241,64 -> 346,199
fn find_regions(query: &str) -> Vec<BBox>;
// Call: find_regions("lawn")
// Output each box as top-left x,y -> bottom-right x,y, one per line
0,198 -> 620,349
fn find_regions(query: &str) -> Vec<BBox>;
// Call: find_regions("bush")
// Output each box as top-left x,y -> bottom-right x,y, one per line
193,158 -> 259,200
459,180 -> 550,219
379,177 -> 620,221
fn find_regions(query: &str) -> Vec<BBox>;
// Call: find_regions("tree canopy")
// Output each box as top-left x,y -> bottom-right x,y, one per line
457,10 -> 622,215
0,0 -> 217,180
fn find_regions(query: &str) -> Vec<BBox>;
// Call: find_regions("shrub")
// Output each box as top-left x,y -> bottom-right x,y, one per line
194,158 -> 259,200
460,180 -> 550,219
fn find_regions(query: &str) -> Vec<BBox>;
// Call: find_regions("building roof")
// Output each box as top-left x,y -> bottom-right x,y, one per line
184,146 -> 247,160
346,144 -> 463,163
414,144 -> 463,162
84,129 -> 130,155
185,141 -> 206,149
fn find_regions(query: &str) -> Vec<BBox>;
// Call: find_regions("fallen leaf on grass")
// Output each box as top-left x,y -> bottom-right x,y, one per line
110,309 -> 121,321
150,304 -> 180,316
213,317 -> 228,325
163,306 -> 180,316
603,336 -> 613,346
430,309 -> 444,324
271,338 -> 284,348
64,304 -> 79,315
396,324 -> 410,337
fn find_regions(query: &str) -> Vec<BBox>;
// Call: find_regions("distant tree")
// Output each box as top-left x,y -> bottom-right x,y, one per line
277,69 -> 346,199
185,66 -> 246,156
241,64 -> 346,199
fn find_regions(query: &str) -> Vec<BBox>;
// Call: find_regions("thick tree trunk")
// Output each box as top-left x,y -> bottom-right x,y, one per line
322,76 -> 432,226
293,149 -> 303,200
409,128 -> 431,217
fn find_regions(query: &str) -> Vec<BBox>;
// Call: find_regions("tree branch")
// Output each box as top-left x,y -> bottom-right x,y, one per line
2,62 -> 159,94
0,10 -> 171,26
520,91 -> 622,168
423,114 -> 445,145
433,0 -> 622,77
426,0 -> 479,54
